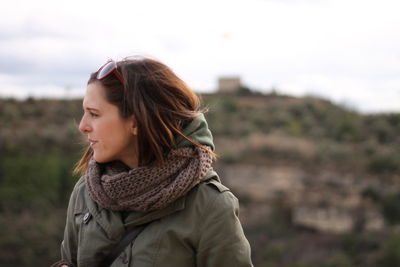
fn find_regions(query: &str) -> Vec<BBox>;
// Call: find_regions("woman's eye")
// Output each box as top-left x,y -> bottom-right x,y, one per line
90,112 -> 98,118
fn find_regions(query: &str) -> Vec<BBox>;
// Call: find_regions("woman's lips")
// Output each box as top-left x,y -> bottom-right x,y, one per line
89,139 -> 98,146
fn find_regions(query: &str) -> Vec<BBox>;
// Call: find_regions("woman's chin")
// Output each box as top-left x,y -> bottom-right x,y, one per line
93,154 -> 110,164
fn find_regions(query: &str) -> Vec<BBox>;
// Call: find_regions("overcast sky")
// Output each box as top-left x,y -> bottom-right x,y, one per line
0,0 -> 399,113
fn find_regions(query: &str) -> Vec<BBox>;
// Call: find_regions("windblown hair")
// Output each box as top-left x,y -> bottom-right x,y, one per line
74,57 -> 215,175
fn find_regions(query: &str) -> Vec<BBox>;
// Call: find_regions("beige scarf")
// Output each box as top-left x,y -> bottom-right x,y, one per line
85,147 -> 212,212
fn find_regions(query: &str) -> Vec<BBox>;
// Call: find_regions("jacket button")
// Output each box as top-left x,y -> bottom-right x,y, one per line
83,212 -> 92,224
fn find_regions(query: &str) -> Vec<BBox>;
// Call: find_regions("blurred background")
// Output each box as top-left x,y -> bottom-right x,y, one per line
0,0 -> 399,266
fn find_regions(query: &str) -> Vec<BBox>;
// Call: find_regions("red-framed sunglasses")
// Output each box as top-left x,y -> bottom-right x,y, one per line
96,59 -> 125,84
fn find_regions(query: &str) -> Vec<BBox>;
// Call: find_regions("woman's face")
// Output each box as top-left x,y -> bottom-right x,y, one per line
79,82 -> 138,167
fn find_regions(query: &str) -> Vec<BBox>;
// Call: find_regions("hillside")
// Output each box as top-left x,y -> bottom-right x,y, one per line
0,93 -> 399,266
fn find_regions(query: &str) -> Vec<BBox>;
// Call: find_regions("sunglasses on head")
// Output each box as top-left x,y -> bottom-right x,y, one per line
97,59 -> 125,84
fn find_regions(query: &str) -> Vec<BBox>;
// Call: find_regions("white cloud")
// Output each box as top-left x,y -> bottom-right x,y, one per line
279,74 -> 400,113
0,0 -> 399,113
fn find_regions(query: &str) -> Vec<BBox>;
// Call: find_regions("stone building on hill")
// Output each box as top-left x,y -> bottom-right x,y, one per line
218,76 -> 241,94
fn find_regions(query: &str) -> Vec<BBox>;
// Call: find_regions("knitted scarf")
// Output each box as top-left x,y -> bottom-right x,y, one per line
85,146 -> 212,212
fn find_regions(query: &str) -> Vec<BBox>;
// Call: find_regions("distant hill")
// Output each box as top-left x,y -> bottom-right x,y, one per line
201,93 -> 399,171
0,93 -> 399,266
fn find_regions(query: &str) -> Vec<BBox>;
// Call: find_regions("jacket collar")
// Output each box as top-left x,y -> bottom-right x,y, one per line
123,196 -> 186,229
123,169 -> 219,228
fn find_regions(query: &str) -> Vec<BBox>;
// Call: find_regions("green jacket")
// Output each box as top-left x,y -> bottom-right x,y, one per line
55,114 -> 253,267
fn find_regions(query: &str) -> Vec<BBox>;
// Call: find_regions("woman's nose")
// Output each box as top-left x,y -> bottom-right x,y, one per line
79,116 -> 91,133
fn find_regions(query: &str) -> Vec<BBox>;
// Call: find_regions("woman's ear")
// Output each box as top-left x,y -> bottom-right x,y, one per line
130,115 -> 138,136
132,127 -> 138,136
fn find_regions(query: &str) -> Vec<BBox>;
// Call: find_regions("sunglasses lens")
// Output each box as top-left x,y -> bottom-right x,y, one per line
97,61 -> 116,80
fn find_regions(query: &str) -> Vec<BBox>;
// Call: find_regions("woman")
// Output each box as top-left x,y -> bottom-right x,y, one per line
52,57 -> 253,267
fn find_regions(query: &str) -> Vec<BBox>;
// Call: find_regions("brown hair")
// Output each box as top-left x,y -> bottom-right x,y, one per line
74,56 -> 215,174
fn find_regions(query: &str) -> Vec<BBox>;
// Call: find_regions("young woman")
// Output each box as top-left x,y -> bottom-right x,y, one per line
52,57 -> 253,267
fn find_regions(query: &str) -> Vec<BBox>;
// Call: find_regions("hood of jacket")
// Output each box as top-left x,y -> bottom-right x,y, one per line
174,113 -> 218,183
174,113 -> 215,151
